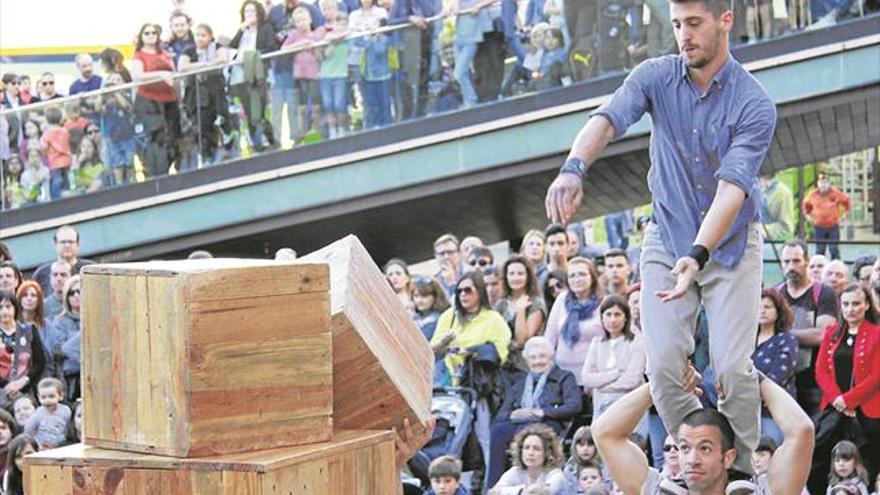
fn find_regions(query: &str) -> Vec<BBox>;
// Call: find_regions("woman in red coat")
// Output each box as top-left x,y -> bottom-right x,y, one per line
815,284 -> 880,483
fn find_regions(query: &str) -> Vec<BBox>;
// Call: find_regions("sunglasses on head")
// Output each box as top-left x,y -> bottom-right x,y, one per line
663,444 -> 678,452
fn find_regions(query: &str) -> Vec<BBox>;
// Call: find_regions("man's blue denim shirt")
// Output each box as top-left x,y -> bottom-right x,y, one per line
594,54 -> 777,268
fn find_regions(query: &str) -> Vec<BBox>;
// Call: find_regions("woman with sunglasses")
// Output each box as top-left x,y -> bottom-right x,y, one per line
46,276 -> 82,402
811,284 -> 880,492
383,258 -> 414,315
131,22 -> 181,179
542,269 -> 567,312
0,290 -> 47,409
494,255 -> 547,372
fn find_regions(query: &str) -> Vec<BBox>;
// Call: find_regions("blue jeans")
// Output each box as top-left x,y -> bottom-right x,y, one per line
362,79 -> 391,128
605,211 -> 630,249
811,0 -> 855,18
270,71 -> 300,142
648,412 -> 669,470
319,78 -> 349,114
50,169 -> 67,200
453,42 -> 479,107
814,224 -> 841,260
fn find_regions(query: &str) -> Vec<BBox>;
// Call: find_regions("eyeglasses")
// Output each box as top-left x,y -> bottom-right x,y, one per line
456,286 -> 475,296
69,289 -> 81,296
468,258 -> 491,267
663,444 -> 679,452
42,81 -> 55,86
143,30 -> 158,36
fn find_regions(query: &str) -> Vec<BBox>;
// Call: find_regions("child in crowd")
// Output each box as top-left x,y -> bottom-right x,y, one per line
563,426 -> 609,492
2,156 -> 25,209
351,0 -> 391,128
20,149 -> 50,204
827,440 -> 870,495
284,7 -> 326,142
62,103 -> 91,152
12,396 -> 36,428
427,44 -> 461,114
501,22 -> 549,97
18,119 -> 43,165
101,72 -> 136,186
425,455 -> 470,495
3,434 -> 38,495
319,8 -> 352,138
24,377 -> 72,450
40,107 -> 72,200
0,410 -> 20,482
578,462 -> 606,493
70,137 -> 107,195
530,28 -> 568,91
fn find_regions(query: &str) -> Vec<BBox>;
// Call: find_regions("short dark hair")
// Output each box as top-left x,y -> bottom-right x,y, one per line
545,223 -> 567,240
755,436 -> 778,454
604,248 -> 629,263
782,239 -> 809,260
853,255 -> 877,280
468,246 -> 494,263
45,107 -> 63,125
428,455 -> 462,479
0,262 -> 22,289
679,408 -> 735,452
668,0 -> 732,18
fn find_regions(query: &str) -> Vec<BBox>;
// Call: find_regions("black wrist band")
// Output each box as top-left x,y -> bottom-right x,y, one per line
560,157 -> 587,180
687,244 -> 710,270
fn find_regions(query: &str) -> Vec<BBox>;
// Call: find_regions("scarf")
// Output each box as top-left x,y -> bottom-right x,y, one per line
520,368 -> 551,409
562,292 -> 599,345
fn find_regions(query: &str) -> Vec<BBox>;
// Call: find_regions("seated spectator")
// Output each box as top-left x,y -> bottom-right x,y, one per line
70,136 -> 107,195
24,377 -> 71,450
426,455 -> 470,495
501,23 -> 549,97
750,436 -> 778,478
489,423 -> 567,495
427,44 -> 462,115
487,336 -> 580,487
827,440 -> 871,495
658,434 -> 683,481
0,262 -> 22,293
853,256 -> 878,290
813,284 -> 880,492
529,28 -> 568,91
577,462 -> 606,492
0,291 -> 47,406
810,253 -> 830,281
494,256 -> 547,372
754,287 -> 799,445
46,276 -> 82,400
562,426 -> 608,492
582,295 -> 647,439
0,409 -> 20,481
3,434 -> 37,495
824,260 -> 851,297
412,276 -> 451,342
544,257 -> 603,388
12,397 -> 35,427
384,258 -> 414,314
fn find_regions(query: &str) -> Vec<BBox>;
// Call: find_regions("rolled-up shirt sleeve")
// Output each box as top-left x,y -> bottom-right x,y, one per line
715,96 -> 776,197
593,59 -> 654,140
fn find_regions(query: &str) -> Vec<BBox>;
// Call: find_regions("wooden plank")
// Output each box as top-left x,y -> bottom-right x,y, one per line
302,236 -> 433,438
81,273 -> 114,443
24,464 -> 73,494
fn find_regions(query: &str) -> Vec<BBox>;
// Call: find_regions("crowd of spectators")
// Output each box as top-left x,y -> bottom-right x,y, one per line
0,205 -> 878,493
2,0 -> 877,210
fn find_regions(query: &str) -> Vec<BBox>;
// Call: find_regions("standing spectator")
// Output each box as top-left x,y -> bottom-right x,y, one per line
760,171 -> 796,241
604,211 -> 631,250
745,0 -> 771,43
229,0 -> 278,151
433,233 -> 462,299
520,230 -> 548,285
100,72 -> 136,185
46,276 -> 82,401
644,0 -> 676,58
603,249 -> 631,297
319,9 -> 352,138
544,257 -> 603,387
750,436 -> 778,479
17,76 -> 33,105
494,256 -> 547,372
813,285 -> 879,489
811,254 -> 830,282
541,270 -> 566,312
803,173 -> 851,260
581,295 -> 648,439
778,238 -> 838,417
450,0 -> 494,109
68,54 -> 103,96
18,119 -> 42,166
131,23 -> 180,178
483,265 -> 505,308
460,236 -> 485,262
353,0 -> 393,128
384,258 -> 414,313
464,246 -> 494,274
164,10 -> 197,69
42,261 -> 70,321
34,72 -> 64,102
20,149 -> 50,204
0,244 -> 10,263
472,3 -> 507,104
824,260 -> 852,298
0,291 -> 47,408
283,7 -> 326,140
853,256 -> 877,291
40,108 -> 72,200
387,0 -> 440,118
543,224 -> 569,286
99,48 -> 133,83
754,288 -> 799,445
31,225 -> 94,297
15,281 -> 48,351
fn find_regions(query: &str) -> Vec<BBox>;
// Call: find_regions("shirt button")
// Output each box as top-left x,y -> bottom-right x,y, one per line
695,157 -> 700,162
701,211 -> 707,216
692,129 -> 698,134
697,184 -> 703,189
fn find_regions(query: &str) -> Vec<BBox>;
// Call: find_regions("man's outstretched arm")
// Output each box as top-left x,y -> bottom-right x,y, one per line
762,376 -> 814,495
591,384 -> 652,495
545,115 -> 615,224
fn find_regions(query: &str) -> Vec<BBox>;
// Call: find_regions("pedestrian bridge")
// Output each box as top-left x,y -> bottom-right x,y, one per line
2,15 -> 878,268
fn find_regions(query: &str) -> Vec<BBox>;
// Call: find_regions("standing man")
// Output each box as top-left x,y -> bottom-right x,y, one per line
433,233 -> 462,299
31,225 -> 94,297
68,54 -> 103,96
604,248 -> 632,297
34,72 -> 64,102
802,173 -> 850,260
43,260 -> 72,320
545,0 -> 777,480
544,224 -> 570,284
776,239 -> 837,417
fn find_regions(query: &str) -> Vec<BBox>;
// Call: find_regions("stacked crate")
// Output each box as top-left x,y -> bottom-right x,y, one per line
26,238 -> 432,494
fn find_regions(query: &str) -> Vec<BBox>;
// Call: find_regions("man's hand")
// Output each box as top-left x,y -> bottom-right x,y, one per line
545,173 -> 584,223
656,257 -> 699,302
409,15 -> 428,28
393,417 -> 436,471
683,361 -> 703,397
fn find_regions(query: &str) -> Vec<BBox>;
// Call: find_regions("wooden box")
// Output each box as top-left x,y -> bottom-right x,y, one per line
302,236 -> 433,436
80,259 -> 333,457
25,430 -> 397,494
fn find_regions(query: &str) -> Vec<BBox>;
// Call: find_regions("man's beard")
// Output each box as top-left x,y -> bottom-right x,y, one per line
785,270 -> 803,284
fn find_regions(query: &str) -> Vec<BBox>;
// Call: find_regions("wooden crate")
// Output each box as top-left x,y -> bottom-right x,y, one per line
302,236 -> 433,437
80,259 -> 333,457
25,430 -> 397,495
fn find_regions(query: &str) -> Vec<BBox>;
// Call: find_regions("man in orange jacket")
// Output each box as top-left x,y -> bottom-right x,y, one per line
802,173 -> 851,260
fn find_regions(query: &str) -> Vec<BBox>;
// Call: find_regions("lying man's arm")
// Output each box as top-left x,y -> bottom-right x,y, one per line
762,376 -> 814,495
591,384 -> 652,495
